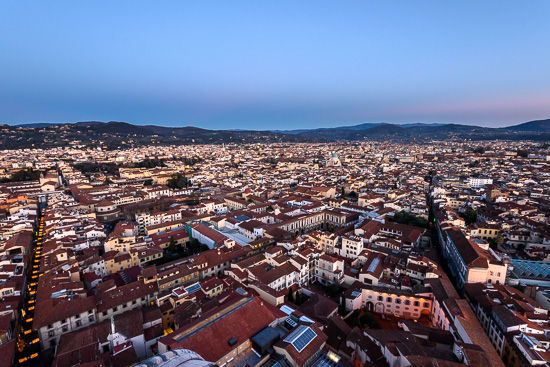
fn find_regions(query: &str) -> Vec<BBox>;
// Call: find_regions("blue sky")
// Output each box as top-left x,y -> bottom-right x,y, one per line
1,1 -> 549,129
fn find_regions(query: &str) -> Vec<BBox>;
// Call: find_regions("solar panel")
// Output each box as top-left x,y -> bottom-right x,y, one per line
367,258 -> 380,273
293,328 -> 316,352
284,325 -> 317,352
286,317 -> 298,327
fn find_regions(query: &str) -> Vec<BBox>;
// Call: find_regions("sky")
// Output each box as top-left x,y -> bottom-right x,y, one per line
1,1 -> 550,130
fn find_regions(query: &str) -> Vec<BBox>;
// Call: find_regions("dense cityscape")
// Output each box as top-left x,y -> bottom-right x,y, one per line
0,139 -> 548,367
3,1 -> 550,366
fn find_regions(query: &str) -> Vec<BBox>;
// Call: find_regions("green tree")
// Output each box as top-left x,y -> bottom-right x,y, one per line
288,288 -> 294,303
325,284 -> 340,298
338,300 -> 347,316
393,210 -> 428,228
1,168 -> 41,183
167,173 -> 189,190
488,238 -> 498,250
464,208 -> 477,225
359,312 -> 380,329
294,292 -> 302,305
167,236 -> 177,254
188,239 -> 201,254
514,284 -> 526,293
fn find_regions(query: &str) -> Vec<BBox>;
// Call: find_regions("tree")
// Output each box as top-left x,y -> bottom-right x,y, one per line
488,238 -> 498,250
167,236 -> 177,254
167,173 -> 189,190
103,178 -> 114,185
325,284 -> 340,298
188,239 -> 201,254
338,300 -> 347,316
472,147 -> 485,154
464,208 -> 477,225
359,312 -> 379,329
294,292 -> 305,305
288,288 -> 294,303
514,284 -> 526,293
1,168 -> 41,183
393,210 -> 428,229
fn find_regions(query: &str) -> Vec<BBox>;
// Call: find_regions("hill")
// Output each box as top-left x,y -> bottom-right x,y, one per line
1,118 -> 549,150
0,121 -> 320,150
273,122 -> 443,134
504,119 -> 550,132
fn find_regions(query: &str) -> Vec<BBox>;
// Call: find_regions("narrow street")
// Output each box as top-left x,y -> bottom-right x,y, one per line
15,206 -> 45,366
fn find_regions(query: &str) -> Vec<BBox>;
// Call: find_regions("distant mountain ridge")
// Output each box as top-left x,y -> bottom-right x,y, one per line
503,119 -> 550,132
271,122 -> 445,134
2,118 -> 549,150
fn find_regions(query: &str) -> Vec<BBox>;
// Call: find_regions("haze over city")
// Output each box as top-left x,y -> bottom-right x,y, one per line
2,1 -> 550,129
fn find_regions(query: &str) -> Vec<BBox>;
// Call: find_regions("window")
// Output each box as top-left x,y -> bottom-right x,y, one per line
48,330 -> 55,337
423,303 -> 429,308
61,319 -> 66,324
386,297 -> 392,303
62,326 -> 68,333
404,300 -> 410,306
102,311 -> 107,316
76,320 -> 82,327
113,307 -> 118,312
414,301 -> 420,307
378,296 -> 383,301
48,324 -> 53,329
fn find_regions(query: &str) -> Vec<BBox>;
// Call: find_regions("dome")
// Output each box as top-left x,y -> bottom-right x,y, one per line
135,349 -> 216,367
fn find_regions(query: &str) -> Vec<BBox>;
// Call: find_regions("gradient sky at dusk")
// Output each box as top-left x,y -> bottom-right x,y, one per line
1,1 -> 549,129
